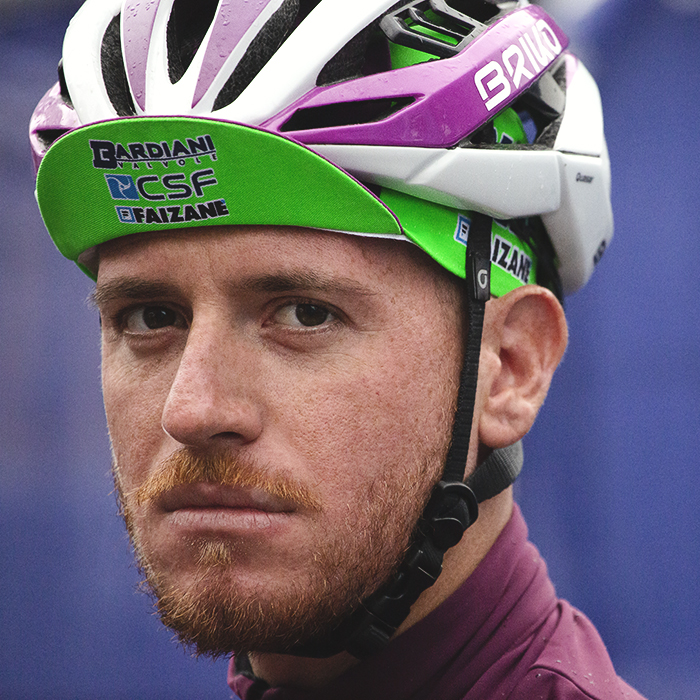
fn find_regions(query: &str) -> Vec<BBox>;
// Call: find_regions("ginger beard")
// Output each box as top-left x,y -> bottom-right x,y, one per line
113,446 -> 444,657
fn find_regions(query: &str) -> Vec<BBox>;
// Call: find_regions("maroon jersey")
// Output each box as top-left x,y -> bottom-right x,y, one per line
228,505 -> 646,700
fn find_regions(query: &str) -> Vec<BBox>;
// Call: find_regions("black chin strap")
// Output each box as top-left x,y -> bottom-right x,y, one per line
286,214 -> 523,660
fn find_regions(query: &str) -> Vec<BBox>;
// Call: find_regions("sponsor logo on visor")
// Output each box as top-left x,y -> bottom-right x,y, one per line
89,133 -> 228,227
104,170 -> 219,202
454,215 -> 533,285
455,215 -> 471,246
105,174 -> 140,200
491,233 -> 532,284
89,134 -> 217,170
115,199 -> 230,225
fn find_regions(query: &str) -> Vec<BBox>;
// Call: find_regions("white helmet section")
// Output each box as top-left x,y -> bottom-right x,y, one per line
59,0 -> 611,294
317,56 -> 613,294
215,0 -> 400,125
62,0 -> 401,124
542,57 -> 613,293
135,0 -> 291,116
61,0 -> 123,124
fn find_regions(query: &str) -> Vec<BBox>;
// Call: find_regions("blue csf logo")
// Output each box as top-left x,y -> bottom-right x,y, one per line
105,174 -> 139,200
105,169 -> 218,202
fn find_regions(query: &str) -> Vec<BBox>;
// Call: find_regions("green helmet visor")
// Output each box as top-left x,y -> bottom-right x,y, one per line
36,116 -> 536,295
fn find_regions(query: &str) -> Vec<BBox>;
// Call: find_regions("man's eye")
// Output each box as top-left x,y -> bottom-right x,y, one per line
295,304 -> 332,327
124,306 -> 182,333
274,303 -> 335,328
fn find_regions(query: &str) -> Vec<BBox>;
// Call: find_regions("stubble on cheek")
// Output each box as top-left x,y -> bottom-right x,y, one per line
109,437 -> 447,657
104,288 -> 460,655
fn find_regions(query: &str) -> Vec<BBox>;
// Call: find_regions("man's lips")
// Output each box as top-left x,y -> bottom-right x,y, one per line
156,482 -> 297,515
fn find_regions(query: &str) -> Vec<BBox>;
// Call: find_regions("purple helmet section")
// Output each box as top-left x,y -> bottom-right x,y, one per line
261,5 -> 568,148
123,0 -> 162,112
27,3 -> 569,168
193,0 -> 278,108
29,83 -> 81,172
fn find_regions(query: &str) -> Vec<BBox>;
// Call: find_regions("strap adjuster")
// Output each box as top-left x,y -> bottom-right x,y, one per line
427,480 -> 479,550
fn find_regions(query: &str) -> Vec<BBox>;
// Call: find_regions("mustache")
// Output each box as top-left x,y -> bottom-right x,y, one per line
127,448 -> 322,512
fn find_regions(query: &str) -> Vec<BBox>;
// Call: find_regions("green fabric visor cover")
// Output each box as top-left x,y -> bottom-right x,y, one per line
36,117 -> 401,260
384,189 -> 537,297
36,117 -> 536,295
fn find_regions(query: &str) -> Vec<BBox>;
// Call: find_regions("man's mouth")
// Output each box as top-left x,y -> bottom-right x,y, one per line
157,482 -> 298,515
145,481 -> 305,536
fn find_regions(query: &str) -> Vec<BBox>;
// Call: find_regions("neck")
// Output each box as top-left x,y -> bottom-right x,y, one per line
248,489 -> 514,690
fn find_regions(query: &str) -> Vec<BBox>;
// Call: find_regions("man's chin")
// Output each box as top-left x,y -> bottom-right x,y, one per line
118,448 -> 441,657
145,565 -> 361,657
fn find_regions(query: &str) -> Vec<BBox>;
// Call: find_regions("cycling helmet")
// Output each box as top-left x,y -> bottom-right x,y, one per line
30,0 -> 613,658
31,0 -> 611,296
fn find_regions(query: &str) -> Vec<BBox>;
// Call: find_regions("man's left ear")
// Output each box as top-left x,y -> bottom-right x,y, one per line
478,285 -> 568,449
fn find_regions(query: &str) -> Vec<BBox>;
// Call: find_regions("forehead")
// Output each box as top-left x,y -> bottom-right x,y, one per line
95,225 -> 461,304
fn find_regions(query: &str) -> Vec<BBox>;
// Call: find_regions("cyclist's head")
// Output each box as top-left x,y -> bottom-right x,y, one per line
31,0 -> 612,298
31,0 -> 611,659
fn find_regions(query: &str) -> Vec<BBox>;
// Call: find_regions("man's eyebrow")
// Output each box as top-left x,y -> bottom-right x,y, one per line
89,271 -> 377,308
89,279 -> 182,308
235,271 -> 376,297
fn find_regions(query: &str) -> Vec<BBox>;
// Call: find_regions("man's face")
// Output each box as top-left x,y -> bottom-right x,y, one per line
96,225 -> 463,656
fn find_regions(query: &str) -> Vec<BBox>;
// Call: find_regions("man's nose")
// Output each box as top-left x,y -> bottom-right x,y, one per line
160,321 -> 263,448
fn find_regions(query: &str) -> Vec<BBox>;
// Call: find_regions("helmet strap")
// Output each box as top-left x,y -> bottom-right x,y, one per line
284,213 -> 523,659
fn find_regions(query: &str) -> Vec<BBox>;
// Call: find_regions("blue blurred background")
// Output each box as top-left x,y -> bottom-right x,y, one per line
1,1 -> 699,697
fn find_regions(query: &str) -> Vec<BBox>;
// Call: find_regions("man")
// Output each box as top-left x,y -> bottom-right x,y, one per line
31,0 -> 645,697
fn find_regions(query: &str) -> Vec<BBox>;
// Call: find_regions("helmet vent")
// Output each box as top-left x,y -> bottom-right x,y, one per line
101,14 -> 137,117
448,0 -> 501,24
515,62 -> 567,147
297,0 -> 322,24
279,96 -> 415,132
318,22 -> 392,87
213,0 -> 299,111
167,0 -> 220,84
380,0 -> 500,58
35,129 -> 71,152
57,60 -> 73,109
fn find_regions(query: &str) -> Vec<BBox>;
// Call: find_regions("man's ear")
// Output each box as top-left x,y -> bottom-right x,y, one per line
478,285 -> 568,449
